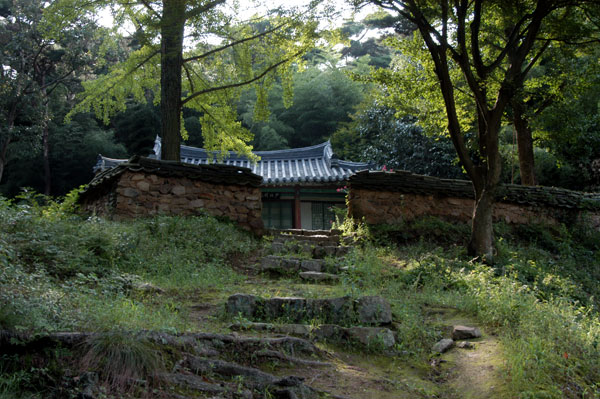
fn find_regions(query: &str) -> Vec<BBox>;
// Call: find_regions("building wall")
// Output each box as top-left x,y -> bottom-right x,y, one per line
81,170 -> 263,231
348,188 -> 599,228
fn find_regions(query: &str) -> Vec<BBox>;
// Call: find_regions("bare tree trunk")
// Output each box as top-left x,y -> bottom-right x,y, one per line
468,186 -> 496,261
160,0 -> 185,161
512,99 -> 537,185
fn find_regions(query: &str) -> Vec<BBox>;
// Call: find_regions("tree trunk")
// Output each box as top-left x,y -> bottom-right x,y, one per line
467,109 -> 504,262
0,136 -> 10,185
0,108 -> 16,184
512,99 -> 537,185
41,77 -> 51,196
468,184 -> 496,261
42,114 -> 51,195
160,0 -> 186,161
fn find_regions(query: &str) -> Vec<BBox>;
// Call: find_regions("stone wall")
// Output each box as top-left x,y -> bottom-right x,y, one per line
348,171 -> 600,228
348,189 -> 565,226
80,156 -> 264,232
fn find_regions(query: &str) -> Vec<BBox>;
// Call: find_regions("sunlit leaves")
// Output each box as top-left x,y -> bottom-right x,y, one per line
67,45 -> 161,124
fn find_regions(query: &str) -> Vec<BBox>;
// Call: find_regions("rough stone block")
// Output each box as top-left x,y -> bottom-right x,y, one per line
336,246 -> 350,257
172,185 -> 186,195
308,296 -> 354,325
189,199 -> 204,208
121,188 -> 139,198
136,181 -> 150,191
300,259 -> 323,272
346,327 -> 395,349
356,296 -> 392,325
226,294 -> 260,318
312,324 -> 344,341
432,338 -> 454,353
452,325 -> 482,340
263,297 -> 307,322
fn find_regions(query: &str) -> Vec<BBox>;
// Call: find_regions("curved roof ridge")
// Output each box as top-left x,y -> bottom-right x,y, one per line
179,141 -> 333,161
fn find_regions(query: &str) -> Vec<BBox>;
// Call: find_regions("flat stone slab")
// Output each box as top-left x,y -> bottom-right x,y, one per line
432,338 -> 454,353
274,234 -> 339,245
230,322 -> 311,338
226,294 -> 392,326
299,271 -> 339,282
452,325 -> 482,340
300,259 -> 324,272
260,255 -> 300,273
230,322 -> 395,349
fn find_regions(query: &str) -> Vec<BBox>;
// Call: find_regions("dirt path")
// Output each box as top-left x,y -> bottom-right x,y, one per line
427,307 -> 510,399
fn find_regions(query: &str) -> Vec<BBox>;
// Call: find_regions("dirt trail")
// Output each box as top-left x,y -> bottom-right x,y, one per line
427,307 -> 510,399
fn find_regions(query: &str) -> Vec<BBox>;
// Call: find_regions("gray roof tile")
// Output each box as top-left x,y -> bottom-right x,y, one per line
94,137 -> 375,186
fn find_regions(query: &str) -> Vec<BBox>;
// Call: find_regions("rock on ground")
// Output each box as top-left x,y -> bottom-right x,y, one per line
432,338 -> 454,353
452,325 -> 482,340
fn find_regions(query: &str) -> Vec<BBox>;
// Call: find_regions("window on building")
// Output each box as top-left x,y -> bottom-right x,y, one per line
311,202 -> 337,230
262,201 -> 293,229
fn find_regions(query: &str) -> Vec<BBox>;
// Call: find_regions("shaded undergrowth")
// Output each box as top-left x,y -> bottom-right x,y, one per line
1,191 -> 599,398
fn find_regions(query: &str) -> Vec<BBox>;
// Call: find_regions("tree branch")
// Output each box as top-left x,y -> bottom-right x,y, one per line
521,39 -> 550,78
470,0 -> 485,78
139,0 -> 161,19
182,63 -> 195,94
483,13 -> 531,74
183,21 -> 290,64
185,0 -> 227,20
182,52 -> 300,106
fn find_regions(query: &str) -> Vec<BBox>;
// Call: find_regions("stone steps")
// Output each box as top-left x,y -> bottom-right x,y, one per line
299,271 -> 340,282
259,255 -> 340,275
262,228 -> 351,281
226,294 -> 392,326
230,321 -> 395,349
226,294 -> 396,350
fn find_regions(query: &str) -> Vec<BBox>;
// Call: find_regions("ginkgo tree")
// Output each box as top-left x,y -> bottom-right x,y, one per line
46,0 -> 327,161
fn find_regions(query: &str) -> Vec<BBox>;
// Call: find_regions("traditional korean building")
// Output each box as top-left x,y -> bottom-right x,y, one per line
94,137 -> 375,230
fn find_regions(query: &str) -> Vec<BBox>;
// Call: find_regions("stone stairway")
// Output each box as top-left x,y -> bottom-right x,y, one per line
260,229 -> 351,282
225,229 -> 399,351
226,293 -> 397,350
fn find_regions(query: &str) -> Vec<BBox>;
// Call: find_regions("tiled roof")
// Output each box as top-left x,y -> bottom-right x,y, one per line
95,137 -> 375,186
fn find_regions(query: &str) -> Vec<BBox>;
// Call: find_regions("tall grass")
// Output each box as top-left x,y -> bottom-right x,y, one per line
338,217 -> 600,398
0,193 -> 257,334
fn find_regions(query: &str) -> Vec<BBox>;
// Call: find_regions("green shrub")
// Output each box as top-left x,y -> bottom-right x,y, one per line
80,332 -> 163,393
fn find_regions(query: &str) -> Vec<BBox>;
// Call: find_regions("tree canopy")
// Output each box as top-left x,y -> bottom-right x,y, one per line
353,0 -> 600,260
47,0 -> 328,161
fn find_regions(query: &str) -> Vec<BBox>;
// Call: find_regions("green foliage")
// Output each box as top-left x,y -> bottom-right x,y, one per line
239,65 -> 365,150
336,213 -> 600,397
332,104 -> 464,178
49,0 -> 327,160
0,192 -> 256,333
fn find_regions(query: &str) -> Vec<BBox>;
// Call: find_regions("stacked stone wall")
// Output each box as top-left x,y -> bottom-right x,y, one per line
348,189 -> 566,226
82,170 -> 263,231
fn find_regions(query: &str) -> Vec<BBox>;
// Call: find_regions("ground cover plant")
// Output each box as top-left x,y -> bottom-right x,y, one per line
0,191 -> 599,398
